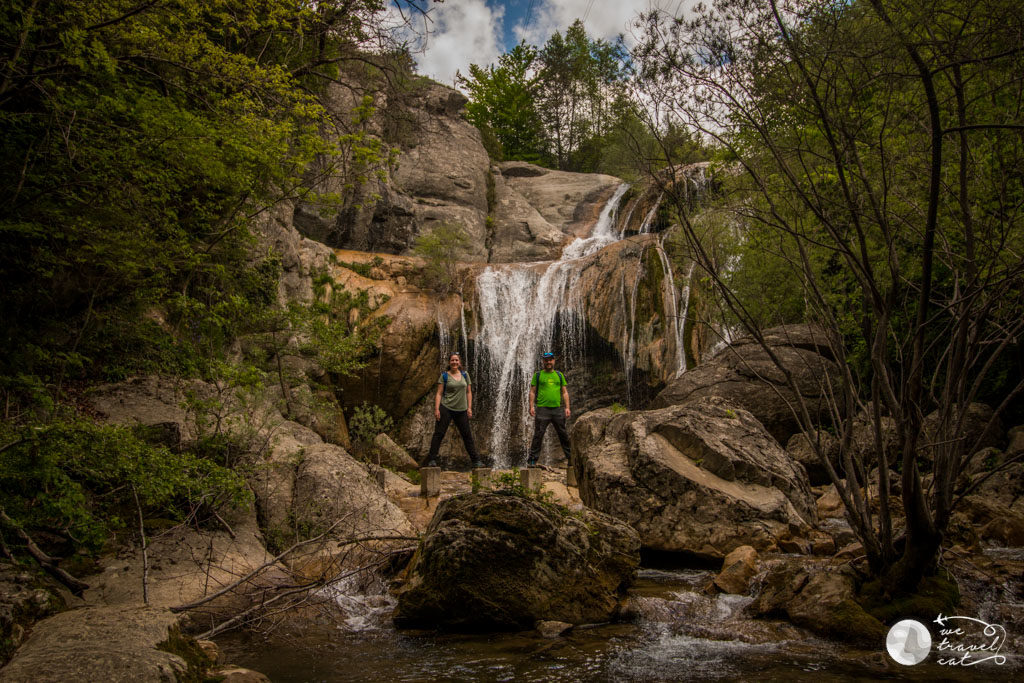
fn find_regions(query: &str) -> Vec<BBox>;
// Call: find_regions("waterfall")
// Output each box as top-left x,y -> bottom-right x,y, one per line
459,299 -> 468,360
677,262 -> 696,376
436,311 -> 451,362
622,251 -> 646,404
638,192 -> 664,234
474,183 -> 629,466
654,244 -> 685,379
475,261 -> 585,465
561,183 -> 631,260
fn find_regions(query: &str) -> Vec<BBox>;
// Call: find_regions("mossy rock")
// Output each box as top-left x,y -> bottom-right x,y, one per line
823,599 -> 888,648
859,574 -> 960,625
156,625 -> 217,683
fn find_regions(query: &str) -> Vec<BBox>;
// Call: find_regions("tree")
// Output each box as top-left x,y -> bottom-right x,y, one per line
412,223 -> 471,294
634,0 -> 1024,594
0,1 -> 419,409
536,20 -> 628,171
457,42 -> 548,164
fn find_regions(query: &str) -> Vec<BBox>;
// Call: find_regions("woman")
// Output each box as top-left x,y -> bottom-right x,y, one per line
425,352 -> 483,468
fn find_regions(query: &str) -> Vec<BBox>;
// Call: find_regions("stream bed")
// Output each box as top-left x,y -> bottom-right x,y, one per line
217,567 -> 1022,681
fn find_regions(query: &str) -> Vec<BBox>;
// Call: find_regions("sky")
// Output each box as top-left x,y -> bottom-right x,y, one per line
392,1 -> 688,87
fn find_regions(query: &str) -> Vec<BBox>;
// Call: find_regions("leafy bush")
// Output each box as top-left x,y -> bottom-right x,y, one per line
348,402 -> 394,447
0,419 -> 251,556
411,224 -> 471,293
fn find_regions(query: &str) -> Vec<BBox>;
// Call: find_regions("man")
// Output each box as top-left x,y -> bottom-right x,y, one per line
528,352 -> 571,466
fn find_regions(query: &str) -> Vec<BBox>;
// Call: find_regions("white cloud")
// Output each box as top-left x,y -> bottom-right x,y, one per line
399,0 -> 506,87
513,0 -> 683,48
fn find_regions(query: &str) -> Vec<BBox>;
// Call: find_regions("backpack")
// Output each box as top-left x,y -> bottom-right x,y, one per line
442,371 -> 469,392
532,370 -> 566,387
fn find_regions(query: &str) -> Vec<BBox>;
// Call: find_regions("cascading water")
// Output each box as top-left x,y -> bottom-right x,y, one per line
638,192 -> 664,234
677,261 -> 696,376
474,184 -> 629,466
561,184 -> 631,260
436,312 -> 451,362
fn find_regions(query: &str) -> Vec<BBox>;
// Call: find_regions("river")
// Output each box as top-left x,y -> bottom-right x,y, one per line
217,563 -> 1022,681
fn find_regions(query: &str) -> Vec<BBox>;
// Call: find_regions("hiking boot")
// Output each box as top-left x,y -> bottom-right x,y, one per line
424,459 -> 438,468
473,460 -> 485,468
527,458 -> 538,467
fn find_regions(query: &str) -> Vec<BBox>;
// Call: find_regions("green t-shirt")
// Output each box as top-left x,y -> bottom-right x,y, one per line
531,370 -> 566,408
439,372 -> 470,412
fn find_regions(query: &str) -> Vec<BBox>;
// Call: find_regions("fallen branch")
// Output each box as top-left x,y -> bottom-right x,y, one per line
170,519 -> 414,613
0,508 -> 89,594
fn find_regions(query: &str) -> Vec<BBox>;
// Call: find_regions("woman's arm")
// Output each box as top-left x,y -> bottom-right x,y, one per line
466,384 -> 473,418
434,383 -> 443,420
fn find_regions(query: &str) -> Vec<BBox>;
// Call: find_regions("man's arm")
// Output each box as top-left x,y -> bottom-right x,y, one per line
529,385 -> 537,416
561,386 -> 570,418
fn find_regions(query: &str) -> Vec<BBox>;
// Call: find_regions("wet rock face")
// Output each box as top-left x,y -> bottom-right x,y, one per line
393,492 -> 640,629
572,398 -> 816,560
651,324 -> 841,445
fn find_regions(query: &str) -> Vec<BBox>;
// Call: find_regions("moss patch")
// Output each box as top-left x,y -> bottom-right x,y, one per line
823,599 -> 888,648
859,574 -> 960,625
156,626 -> 218,683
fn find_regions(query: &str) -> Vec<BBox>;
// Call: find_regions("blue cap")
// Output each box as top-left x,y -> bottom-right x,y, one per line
542,352 -> 555,358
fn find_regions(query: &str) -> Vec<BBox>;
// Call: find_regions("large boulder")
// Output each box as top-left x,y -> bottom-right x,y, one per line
393,492 -> 640,629
922,402 -> 1003,461
573,398 -> 816,560
291,442 -> 415,541
651,324 -> 842,445
0,606 -> 197,682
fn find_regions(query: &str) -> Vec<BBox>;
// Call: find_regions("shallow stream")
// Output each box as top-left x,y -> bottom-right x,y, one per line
217,566 -> 1022,681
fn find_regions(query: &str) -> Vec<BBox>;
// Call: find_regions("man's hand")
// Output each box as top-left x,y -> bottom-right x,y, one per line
529,406 -> 536,417
564,407 -> 571,418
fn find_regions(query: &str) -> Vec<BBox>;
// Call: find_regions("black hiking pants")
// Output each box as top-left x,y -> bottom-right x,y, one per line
427,406 -> 480,463
529,406 -> 570,464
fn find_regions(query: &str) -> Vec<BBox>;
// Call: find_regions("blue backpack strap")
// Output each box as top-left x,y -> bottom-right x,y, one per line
442,371 -> 448,391
558,371 -> 565,385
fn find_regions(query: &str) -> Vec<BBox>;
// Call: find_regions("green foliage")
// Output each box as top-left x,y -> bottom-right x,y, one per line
349,402 -> 393,447
459,22 -> 690,175
492,469 -> 555,506
334,256 -> 385,279
0,0 -> 400,412
610,402 -> 627,414
458,42 -> 549,164
634,0 -> 1024,586
0,419 -> 251,556
494,470 -> 528,496
537,20 -> 628,171
411,223 -> 471,293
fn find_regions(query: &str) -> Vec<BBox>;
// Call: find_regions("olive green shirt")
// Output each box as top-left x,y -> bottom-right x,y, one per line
439,372 -> 470,412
